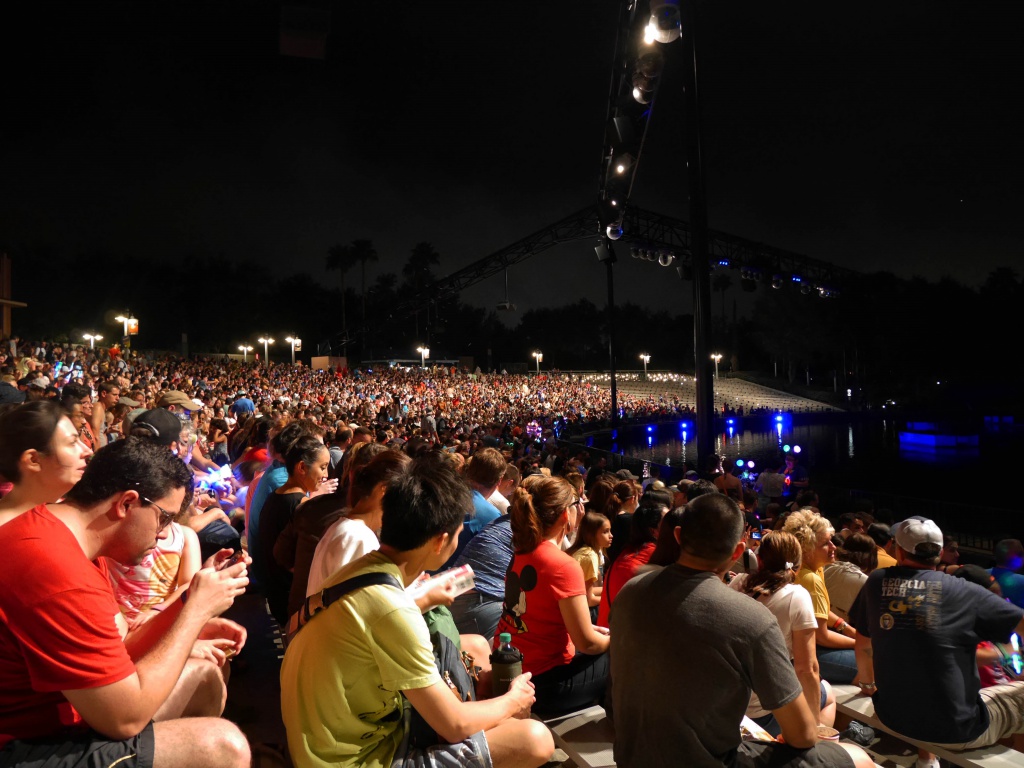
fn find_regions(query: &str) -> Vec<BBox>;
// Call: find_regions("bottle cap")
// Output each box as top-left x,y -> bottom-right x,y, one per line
499,632 -> 512,643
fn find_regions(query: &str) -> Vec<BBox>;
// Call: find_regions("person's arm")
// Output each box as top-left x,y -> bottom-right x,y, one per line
584,578 -> 602,607
773,693 -> 818,748
814,615 -> 855,649
63,562 -> 248,739
402,672 -> 535,744
791,627 -> 821,724
559,595 -> 610,654
189,442 -> 220,473
854,632 -> 875,695
90,404 -> 106,447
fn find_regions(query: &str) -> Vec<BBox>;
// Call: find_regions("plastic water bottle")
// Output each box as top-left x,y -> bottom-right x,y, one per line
490,633 -> 523,696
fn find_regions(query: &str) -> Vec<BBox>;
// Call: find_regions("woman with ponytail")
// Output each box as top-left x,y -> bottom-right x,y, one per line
496,475 -> 610,716
731,531 -> 837,736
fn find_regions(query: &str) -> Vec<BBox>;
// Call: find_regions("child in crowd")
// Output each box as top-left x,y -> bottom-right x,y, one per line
568,511 -> 613,622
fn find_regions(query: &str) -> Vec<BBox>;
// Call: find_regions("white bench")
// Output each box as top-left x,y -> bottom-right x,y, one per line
832,685 -> 1024,768
543,705 -> 616,768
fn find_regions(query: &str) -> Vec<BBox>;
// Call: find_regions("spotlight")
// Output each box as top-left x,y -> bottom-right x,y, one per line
735,459 -> 744,467
793,445 -> 802,454
747,460 -> 755,469
647,426 -> 654,432
783,444 -> 791,453
771,275 -> 784,289
801,283 -> 813,295
606,223 -> 624,240
791,274 -> 802,283
774,414 -> 784,423
647,0 -> 681,43
658,251 -> 675,267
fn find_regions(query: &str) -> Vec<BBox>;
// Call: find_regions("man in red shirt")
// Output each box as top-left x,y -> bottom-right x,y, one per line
0,438 -> 251,768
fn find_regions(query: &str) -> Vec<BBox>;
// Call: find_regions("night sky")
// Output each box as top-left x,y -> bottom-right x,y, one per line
2,0 -> 1021,325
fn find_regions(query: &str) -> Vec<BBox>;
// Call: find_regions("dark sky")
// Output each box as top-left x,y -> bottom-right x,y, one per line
2,0 -> 1022,324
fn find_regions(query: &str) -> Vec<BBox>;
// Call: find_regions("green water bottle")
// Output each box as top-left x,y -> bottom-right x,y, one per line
490,633 -> 523,696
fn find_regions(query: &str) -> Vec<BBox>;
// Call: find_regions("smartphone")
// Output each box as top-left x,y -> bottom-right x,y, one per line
1010,633 -> 1021,675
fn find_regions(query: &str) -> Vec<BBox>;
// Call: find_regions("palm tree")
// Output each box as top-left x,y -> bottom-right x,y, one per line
350,239 -> 378,330
402,242 -> 440,292
325,244 -> 357,334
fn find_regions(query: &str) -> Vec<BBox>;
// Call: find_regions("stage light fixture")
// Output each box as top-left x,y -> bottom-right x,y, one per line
647,0 -> 681,43
606,223 -> 624,240
658,251 -> 676,267
771,275 -> 784,289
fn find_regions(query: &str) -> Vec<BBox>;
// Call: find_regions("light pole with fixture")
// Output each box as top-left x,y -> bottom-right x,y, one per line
639,353 -> 650,379
416,346 -> 430,368
114,313 -> 136,349
285,336 -> 301,365
238,344 -> 253,362
82,333 -> 102,349
711,353 -> 722,380
532,351 -> 543,375
258,337 -> 274,368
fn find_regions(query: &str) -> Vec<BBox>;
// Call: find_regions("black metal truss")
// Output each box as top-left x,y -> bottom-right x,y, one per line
325,203 -> 859,352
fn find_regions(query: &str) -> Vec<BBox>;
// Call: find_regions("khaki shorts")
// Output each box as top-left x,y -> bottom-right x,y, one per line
933,681 -> 1024,750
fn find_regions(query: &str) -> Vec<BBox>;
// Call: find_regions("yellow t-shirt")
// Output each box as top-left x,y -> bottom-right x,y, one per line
280,550 -> 441,768
796,565 -> 830,621
572,546 -> 602,584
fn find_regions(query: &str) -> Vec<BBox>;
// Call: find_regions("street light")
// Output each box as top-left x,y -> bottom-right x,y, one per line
639,353 -> 650,379
285,336 -> 301,365
238,344 -> 253,362
711,353 -> 722,380
82,333 -> 103,349
258,337 -> 274,368
532,350 -> 543,375
416,346 -> 430,368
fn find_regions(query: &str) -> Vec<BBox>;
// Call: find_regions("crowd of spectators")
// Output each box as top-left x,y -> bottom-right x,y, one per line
2,336 -> 1023,768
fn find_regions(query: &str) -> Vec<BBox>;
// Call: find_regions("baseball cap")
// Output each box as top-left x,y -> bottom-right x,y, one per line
615,468 -> 639,481
891,516 -> 943,557
118,396 -> 140,407
157,390 -> 198,411
130,408 -> 184,446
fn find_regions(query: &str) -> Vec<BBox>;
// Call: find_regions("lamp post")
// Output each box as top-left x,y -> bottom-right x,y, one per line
285,336 -> 301,365
532,351 -> 543,375
114,313 -> 135,349
639,353 -> 650,379
416,346 -> 430,368
82,333 -> 102,349
258,337 -> 274,368
238,344 -> 253,362
711,353 -> 722,380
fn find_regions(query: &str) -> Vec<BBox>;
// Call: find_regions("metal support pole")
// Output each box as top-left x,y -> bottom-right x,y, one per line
606,258 -> 619,429
681,0 -> 714,470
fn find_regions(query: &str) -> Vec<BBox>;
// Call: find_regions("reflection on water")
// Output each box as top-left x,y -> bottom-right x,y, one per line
611,418 -> 988,500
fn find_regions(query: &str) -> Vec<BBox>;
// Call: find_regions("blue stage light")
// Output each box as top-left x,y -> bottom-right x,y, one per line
735,459 -> 744,467
783,444 -> 791,453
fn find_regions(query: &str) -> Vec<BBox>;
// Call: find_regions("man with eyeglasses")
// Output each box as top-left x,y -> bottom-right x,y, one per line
0,438 -> 252,768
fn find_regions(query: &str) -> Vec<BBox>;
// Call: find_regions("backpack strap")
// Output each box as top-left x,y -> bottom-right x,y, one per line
285,571 -> 402,644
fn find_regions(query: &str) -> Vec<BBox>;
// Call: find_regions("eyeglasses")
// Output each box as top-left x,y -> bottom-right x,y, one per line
140,496 -> 177,530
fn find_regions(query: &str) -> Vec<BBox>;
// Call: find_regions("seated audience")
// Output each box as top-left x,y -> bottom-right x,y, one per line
280,455 -> 553,768
0,438 -> 250,768
784,509 -> 859,684
610,492 -> 872,768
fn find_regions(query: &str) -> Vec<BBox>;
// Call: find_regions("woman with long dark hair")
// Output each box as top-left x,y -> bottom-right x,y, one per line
0,400 -> 93,526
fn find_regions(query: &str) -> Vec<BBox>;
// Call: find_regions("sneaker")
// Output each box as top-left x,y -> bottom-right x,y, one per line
842,720 -> 875,746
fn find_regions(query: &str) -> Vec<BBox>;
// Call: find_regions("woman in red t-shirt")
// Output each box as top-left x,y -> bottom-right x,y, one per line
495,475 -> 610,716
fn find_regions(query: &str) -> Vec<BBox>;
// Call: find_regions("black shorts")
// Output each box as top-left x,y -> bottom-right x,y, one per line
737,739 -> 855,768
0,722 -> 155,768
